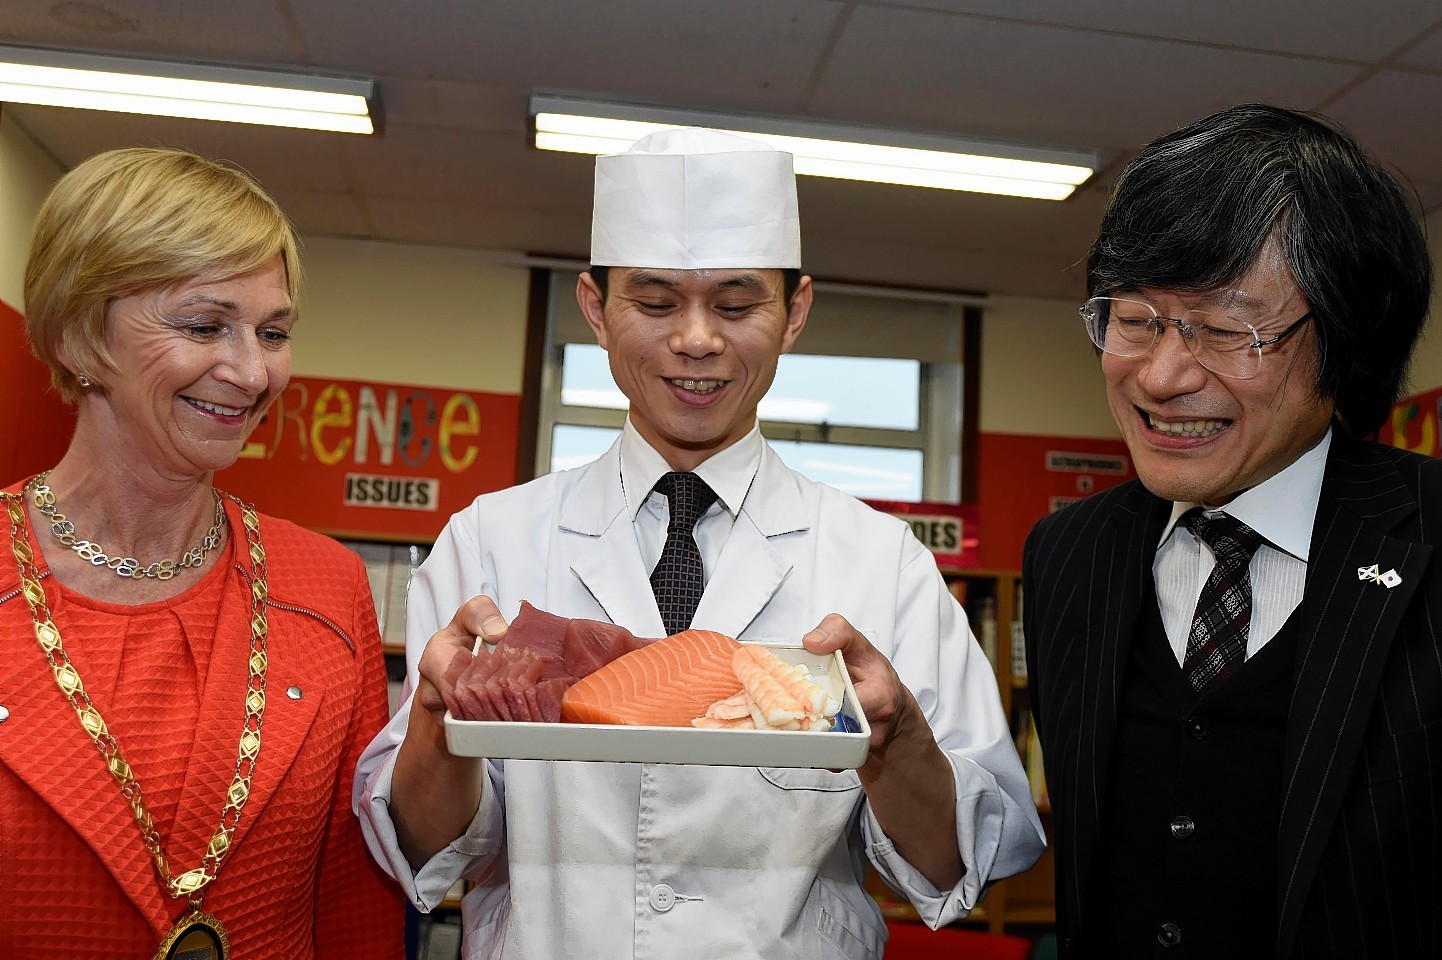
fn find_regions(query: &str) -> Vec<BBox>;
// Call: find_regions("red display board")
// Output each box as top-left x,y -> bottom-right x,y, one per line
863,499 -> 980,569
0,298 -> 74,486
975,432 -> 1136,571
218,375 -> 520,541
1379,385 -> 1442,457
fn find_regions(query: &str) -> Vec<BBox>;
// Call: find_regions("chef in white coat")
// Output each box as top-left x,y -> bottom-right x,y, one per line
355,127 -> 1045,959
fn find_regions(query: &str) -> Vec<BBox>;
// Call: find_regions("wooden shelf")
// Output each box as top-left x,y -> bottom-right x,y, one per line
1000,905 -> 1056,925
438,880 -> 468,911
934,567 -> 1055,936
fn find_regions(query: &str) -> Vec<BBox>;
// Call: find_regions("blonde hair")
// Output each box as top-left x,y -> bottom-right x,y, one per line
23,147 -> 301,402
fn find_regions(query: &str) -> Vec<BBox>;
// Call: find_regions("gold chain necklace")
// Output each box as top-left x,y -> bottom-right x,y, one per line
3,481 -> 270,960
30,471 -> 225,581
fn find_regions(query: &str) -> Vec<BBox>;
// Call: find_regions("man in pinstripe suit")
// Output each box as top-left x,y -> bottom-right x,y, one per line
1024,104 -> 1438,959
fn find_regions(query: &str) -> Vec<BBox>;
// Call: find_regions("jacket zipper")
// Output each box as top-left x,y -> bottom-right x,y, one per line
233,562 -> 357,654
0,569 -> 53,605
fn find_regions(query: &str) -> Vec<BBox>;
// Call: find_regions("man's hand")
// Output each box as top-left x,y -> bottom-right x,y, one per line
411,595 -> 511,733
803,612 -> 962,889
394,595 -> 508,868
802,613 -> 919,766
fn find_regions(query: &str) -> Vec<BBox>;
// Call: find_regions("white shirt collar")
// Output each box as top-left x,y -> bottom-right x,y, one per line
619,418 -> 763,520
1158,427 -> 1331,560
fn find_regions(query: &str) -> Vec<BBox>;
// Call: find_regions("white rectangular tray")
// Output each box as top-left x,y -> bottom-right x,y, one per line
444,643 -> 871,768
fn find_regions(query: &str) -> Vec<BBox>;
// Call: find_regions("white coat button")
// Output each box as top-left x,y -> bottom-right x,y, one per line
286,686 -> 303,700
0,704 -> 9,722
648,884 -> 675,912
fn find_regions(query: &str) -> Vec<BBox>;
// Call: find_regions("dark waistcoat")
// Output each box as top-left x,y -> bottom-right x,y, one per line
1090,588 -> 1298,959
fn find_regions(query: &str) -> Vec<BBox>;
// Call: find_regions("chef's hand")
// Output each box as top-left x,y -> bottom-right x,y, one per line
802,613 -> 930,771
395,596 -> 506,868
411,595 -> 509,733
804,613 -> 962,887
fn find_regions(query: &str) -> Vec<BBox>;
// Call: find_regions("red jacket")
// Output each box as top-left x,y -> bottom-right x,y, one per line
0,492 -> 405,959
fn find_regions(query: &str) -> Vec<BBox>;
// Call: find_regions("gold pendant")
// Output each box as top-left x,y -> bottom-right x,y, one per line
156,907 -> 230,960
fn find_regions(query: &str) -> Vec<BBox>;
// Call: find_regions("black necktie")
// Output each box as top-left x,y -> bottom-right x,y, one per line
650,472 -> 718,636
1181,509 -> 1266,693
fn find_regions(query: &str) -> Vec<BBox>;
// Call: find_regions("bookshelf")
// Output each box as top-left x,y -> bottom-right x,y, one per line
869,567 -> 1054,937
342,538 -> 432,715
947,567 -> 1053,935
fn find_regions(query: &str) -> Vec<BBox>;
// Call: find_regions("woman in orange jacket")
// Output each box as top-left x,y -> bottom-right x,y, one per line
0,147 -> 404,960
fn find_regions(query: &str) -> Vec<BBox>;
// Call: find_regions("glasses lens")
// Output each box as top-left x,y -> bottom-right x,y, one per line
1182,310 -> 1260,379
1083,298 -> 1157,357
1081,298 -> 1264,379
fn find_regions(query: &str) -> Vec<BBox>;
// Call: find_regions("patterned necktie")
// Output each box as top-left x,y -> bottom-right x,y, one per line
1181,509 -> 1266,693
650,472 -> 719,636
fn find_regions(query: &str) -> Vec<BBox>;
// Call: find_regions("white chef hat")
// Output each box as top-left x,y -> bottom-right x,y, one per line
590,127 -> 801,270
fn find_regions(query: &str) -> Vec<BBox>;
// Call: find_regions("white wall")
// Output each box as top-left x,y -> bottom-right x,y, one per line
980,294 -> 1118,439
1402,207 -> 1442,395
0,109 -> 63,309
293,237 -> 529,393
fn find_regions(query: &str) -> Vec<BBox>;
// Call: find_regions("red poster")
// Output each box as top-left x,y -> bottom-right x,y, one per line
1378,385 -> 1442,457
0,299 -> 74,486
976,433 -> 1135,571
863,499 -> 980,569
218,375 -> 520,541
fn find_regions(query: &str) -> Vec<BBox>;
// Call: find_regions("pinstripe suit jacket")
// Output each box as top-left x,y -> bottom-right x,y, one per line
1023,436 -> 1442,959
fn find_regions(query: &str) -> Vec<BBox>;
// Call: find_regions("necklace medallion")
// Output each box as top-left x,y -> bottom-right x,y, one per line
157,907 -> 231,960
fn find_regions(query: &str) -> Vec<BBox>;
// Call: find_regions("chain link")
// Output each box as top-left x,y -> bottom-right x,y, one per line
30,471 -> 225,580
3,483 -> 269,901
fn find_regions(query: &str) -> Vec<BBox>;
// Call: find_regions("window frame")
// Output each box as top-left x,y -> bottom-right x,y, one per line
527,266 -> 976,503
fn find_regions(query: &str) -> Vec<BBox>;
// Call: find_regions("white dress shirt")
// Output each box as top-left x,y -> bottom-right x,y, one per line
1153,430 -> 1331,665
620,417 -> 761,584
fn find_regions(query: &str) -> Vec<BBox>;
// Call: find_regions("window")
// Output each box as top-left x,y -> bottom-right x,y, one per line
535,270 -> 969,502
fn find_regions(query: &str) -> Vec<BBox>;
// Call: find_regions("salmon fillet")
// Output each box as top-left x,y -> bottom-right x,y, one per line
561,630 -> 744,726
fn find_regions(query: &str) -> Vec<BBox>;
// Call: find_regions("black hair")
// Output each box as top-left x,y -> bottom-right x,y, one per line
1087,103 -> 1432,437
587,265 -> 803,307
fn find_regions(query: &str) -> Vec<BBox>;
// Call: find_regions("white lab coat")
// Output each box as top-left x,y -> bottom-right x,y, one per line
356,438 -> 1044,959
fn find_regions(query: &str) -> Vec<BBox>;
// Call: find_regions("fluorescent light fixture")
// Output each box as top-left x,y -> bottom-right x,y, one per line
0,45 -> 378,134
530,93 -> 1098,200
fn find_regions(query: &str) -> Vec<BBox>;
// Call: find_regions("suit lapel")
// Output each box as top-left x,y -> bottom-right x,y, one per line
690,446 -> 800,639
563,446 -> 669,637
1275,441 -> 1430,956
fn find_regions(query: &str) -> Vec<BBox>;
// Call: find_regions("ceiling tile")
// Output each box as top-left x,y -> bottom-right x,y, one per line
268,188 -> 372,239
363,194 -> 588,255
1,0 -> 1437,296
291,0 -> 844,112
375,77 -> 525,133
1326,71 -> 1442,186
1396,26 -> 1442,70
0,0 -> 306,66
5,103 -> 351,191
810,8 -> 1366,150
865,0 -> 1442,62
341,125 -> 594,213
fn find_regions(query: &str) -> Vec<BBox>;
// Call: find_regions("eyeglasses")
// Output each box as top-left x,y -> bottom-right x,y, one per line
1079,296 -> 1313,381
